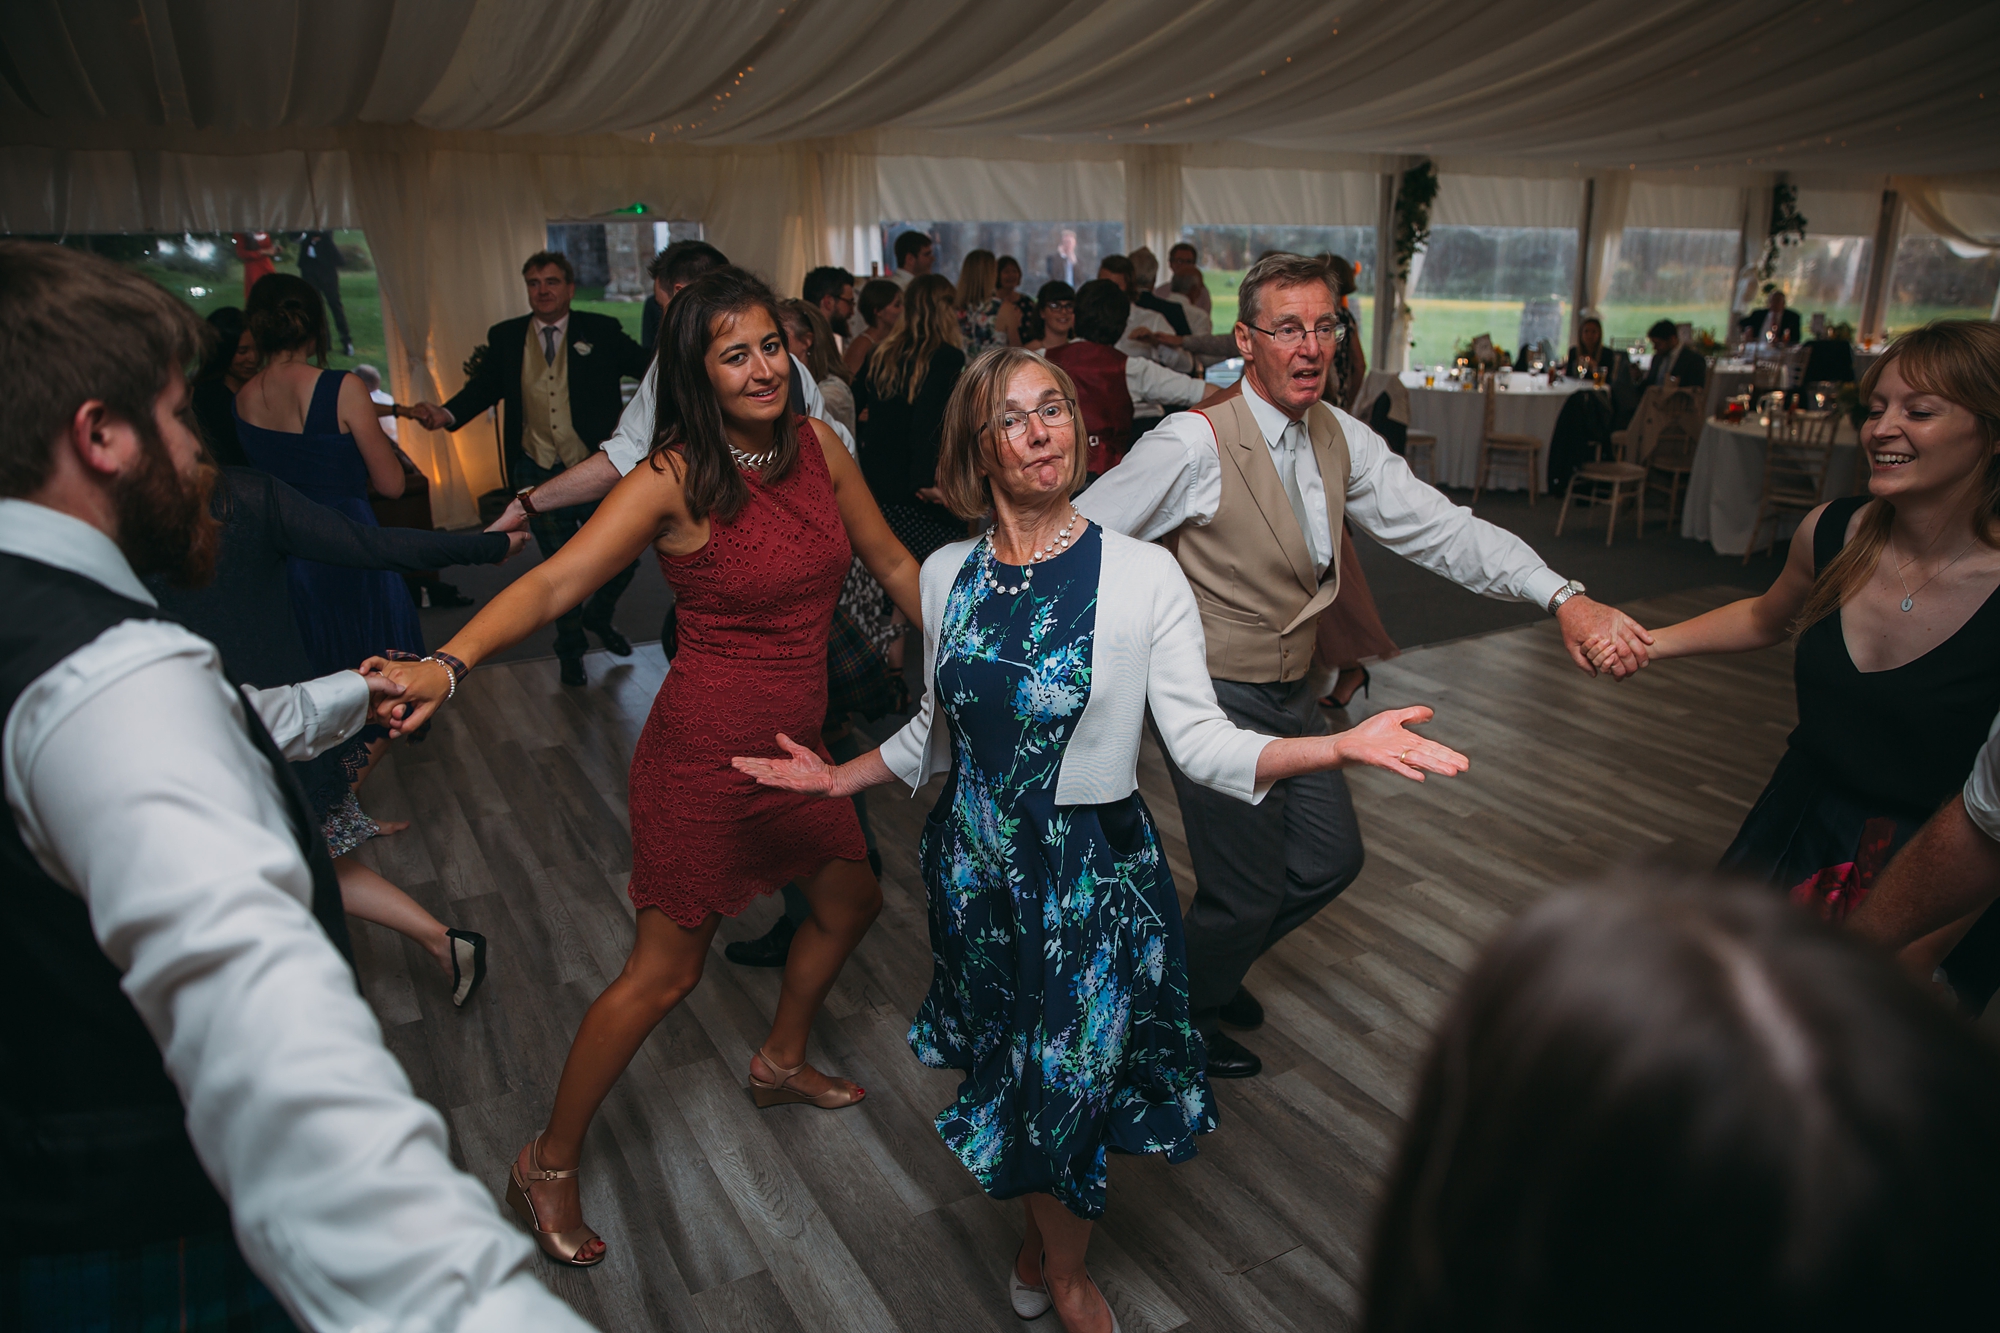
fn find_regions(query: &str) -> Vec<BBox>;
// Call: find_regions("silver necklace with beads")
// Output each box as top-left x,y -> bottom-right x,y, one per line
729,443 -> 774,472
980,508 -> 1082,596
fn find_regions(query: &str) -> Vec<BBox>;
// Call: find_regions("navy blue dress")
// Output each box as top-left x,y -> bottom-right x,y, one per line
235,370 -> 424,677
910,525 -> 1215,1219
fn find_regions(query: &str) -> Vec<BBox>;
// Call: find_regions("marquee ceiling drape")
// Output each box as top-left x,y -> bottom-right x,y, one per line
5,0 -> 1997,522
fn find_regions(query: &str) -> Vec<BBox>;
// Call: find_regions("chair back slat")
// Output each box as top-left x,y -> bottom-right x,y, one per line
1761,411 -> 1840,500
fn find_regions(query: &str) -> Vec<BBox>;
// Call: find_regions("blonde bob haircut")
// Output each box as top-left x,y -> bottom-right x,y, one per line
935,347 -> 1090,519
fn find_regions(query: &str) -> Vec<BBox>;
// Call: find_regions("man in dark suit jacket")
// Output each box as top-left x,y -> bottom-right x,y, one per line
1642,318 -> 1707,389
1739,290 -> 1802,345
295,230 -> 352,356
410,250 -> 652,685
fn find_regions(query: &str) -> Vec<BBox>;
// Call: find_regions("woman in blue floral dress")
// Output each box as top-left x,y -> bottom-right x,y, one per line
737,348 -> 1468,1332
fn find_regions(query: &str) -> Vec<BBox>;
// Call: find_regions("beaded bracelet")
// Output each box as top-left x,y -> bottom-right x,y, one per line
383,648 -> 466,701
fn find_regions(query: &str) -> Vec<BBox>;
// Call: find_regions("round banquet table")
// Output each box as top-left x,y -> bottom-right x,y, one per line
1398,371 -> 1586,492
1680,415 -> 1863,556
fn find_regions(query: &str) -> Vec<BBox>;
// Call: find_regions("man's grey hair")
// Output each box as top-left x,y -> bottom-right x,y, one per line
1238,252 -> 1334,329
1129,246 -> 1160,290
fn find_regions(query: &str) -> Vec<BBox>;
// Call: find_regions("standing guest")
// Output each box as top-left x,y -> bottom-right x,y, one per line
1097,254 -> 1196,378
294,230 -> 352,357
405,250 -> 651,686
994,253 -> 1034,327
0,239 -> 593,1333
1024,280 -> 1075,352
1162,241 -> 1212,321
956,248 -> 1021,352
853,273 -> 968,562
780,301 -> 857,437
736,347 -> 1466,1333
1045,279 -> 1204,476
153,463 -> 526,1006
1366,878 -> 2000,1332
645,239 -> 728,356
1078,253 -> 1648,1078
1741,287 -> 1803,345
190,306 -> 257,467
232,230 -> 277,303
1642,317 -> 1707,389
845,278 -> 903,378
233,275 -> 422,695
371,269 -> 923,1268
1591,321 -> 2000,1012
1321,254 -> 1368,414
888,229 -> 935,289
1126,247 -> 1191,337
803,265 -> 856,348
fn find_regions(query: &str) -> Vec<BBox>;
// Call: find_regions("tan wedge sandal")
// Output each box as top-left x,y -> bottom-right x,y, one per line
748,1048 -> 866,1109
505,1135 -> 605,1267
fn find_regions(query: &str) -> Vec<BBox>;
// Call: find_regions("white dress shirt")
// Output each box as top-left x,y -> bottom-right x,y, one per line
1118,307 -> 1194,375
0,499 -> 592,1333
1155,288 -> 1213,337
603,352 -> 855,475
1074,377 -> 1571,611
1966,711 -> 2000,843
1028,346 -> 1205,420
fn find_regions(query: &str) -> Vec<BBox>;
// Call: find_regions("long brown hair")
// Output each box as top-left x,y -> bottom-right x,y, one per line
780,299 -> 846,385
646,267 -> 795,524
867,273 -> 961,404
1793,320 -> 2000,634
956,249 -> 999,308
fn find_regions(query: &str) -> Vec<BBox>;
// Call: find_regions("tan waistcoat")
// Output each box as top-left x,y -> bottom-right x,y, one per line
520,324 -> 588,469
1165,386 -> 1350,684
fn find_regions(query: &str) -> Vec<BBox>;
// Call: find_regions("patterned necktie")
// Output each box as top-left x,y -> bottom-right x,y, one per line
542,325 -> 558,364
1278,421 -> 1314,552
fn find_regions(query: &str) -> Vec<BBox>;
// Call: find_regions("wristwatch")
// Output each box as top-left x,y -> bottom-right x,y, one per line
1547,578 -> 1586,615
515,485 -> 542,516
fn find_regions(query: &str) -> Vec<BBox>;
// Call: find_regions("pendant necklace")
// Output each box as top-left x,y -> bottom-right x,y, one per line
980,508 -> 1082,596
1892,533 -> 1979,612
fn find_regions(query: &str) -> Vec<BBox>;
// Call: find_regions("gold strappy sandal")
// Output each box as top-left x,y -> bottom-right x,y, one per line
505,1135 -> 605,1267
748,1048 -> 866,1109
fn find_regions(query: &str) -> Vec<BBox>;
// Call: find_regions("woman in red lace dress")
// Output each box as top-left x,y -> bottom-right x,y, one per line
374,269 -> 921,1266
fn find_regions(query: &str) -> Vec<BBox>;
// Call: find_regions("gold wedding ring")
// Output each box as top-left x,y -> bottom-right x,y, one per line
1400,749 -> 1411,763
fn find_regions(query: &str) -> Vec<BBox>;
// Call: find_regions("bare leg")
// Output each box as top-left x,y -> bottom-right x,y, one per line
1018,1198 -> 1045,1284
1025,1193 -> 1111,1333
335,855 -> 449,975
351,737 -> 389,791
748,855 -> 882,1098
521,907 -> 719,1264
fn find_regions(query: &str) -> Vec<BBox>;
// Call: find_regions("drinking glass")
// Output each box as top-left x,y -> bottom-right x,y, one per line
1423,367 -> 1435,387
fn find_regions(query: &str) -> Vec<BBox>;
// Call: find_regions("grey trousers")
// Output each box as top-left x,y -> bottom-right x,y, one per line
780,729 -> 876,925
1159,675 -> 1366,1035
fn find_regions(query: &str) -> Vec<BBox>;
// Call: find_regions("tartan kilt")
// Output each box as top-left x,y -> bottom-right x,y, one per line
5,1229 -> 297,1332
825,605 -> 909,725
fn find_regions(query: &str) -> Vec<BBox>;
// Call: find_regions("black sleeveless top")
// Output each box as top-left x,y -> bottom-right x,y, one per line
1789,495 -> 2000,819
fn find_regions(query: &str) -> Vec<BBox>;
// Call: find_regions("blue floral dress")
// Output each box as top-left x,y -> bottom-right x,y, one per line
910,524 -> 1215,1219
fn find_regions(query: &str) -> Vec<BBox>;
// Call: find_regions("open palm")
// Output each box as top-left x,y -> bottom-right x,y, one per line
732,733 -> 835,794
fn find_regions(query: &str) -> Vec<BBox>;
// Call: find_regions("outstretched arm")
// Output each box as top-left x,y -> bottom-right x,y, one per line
818,419 -> 921,622
732,733 -> 900,797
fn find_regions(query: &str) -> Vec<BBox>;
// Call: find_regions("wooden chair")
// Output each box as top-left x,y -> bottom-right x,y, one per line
1641,388 -> 1702,530
1472,374 -> 1544,506
1404,429 -> 1438,485
1743,410 -> 1841,562
1555,388 -> 1679,545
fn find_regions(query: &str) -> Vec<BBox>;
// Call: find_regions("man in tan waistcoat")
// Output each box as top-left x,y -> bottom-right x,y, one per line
410,251 -> 651,686
1077,253 -> 1652,1077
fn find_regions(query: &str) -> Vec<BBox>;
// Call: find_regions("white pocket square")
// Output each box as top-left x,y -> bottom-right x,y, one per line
573,341 -> 593,355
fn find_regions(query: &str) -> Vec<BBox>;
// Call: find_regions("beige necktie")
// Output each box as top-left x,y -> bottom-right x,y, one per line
1277,421 -> 1314,550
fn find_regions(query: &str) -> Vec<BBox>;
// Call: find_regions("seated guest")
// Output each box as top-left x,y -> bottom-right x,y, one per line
1127,247 -> 1191,337
1563,312 -> 1627,380
1044,278 -> 1205,475
888,228 -> 934,289
1367,876 -> 2000,1330
1741,287 -> 1803,345
845,277 -> 903,378
1023,280 -> 1074,352
802,264 -> 855,346
190,305 -> 257,467
0,239 -> 591,1331
1641,318 -> 1706,389
955,248 -> 1020,351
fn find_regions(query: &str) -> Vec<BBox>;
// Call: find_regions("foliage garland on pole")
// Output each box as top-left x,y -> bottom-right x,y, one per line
1393,159 -> 1439,283
1757,180 -> 1809,295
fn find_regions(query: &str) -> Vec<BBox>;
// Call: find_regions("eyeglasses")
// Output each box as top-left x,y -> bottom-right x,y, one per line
1042,301 -> 1074,314
988,399 -> 1076,440
1243,320 -> 1344,350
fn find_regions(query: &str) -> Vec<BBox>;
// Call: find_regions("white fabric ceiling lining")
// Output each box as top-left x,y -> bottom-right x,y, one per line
1179,168 -> 1378,229
874,154 -> 1122,224
1431,176 -> 1581,231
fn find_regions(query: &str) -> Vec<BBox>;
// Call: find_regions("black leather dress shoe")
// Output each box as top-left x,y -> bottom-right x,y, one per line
559,654 -> 587,688
724,916 -> 796,967
1204,1031 -> 1262,1079
1219,986 -> 1265,1030
587,624 -> 633,656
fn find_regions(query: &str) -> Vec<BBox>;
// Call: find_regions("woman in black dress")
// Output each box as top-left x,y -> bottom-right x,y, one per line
852,272 -> 967,561
1592,321 -> 2000,1008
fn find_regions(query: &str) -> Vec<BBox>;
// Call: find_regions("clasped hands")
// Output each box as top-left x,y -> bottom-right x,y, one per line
359,655 -> 450,738
1557,596 -> 1655,680
393,402 -> 455,432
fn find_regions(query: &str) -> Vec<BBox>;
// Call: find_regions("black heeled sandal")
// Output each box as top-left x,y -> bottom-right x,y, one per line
1319,666 -> 1371,711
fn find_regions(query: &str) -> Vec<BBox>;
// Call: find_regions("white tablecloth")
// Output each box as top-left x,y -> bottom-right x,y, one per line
1680,417 -> 1862,556
1398,371 -> 1583,492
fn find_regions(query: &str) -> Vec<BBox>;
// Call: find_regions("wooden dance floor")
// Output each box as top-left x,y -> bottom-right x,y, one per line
352,586 -> 1793,1332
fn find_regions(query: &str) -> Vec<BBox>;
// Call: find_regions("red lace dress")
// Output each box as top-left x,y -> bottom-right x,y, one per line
627,422 -> 866,926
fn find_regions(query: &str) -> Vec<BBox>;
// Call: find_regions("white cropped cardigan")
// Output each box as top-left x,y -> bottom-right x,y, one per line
878,527 -> 1274,806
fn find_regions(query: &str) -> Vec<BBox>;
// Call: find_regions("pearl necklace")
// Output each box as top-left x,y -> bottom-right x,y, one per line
979,508 -> 1082,596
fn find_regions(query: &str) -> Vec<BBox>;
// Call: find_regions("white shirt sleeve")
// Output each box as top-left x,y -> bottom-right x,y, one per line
1340,410 -> 1570,608
1073,412 -> 1222,542
243,671 -> 371,762
1125,357 -> 1206,409
1966,713 -> 2000,843
793,354 -> 857,457
2,623 -> 593,1333
1117,309 -> 1194,372
602,356 -> 855,474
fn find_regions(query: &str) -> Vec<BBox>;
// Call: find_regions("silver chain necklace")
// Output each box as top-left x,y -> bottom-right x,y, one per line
979,508 -> 1083,596
729,443 -> 774,472
1891,533 -> 1980,612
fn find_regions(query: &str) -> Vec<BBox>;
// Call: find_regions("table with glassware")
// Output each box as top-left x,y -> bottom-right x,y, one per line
1397,368 -> 1600,492
1680,412 -> 1863,557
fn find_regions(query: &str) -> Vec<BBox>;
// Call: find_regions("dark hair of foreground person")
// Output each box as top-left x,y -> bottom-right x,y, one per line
1365,876 -> 2000,1331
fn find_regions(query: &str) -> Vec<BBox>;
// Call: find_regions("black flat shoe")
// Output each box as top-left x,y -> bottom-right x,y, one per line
1204,1031 -> 1262,1079
447,929 -> 487,1007
558,654 -> 586,688
587,624 -> 633,657
1219,986 -> 1265,1030
724,916 -> 796,968
1319,666 -> 1371,711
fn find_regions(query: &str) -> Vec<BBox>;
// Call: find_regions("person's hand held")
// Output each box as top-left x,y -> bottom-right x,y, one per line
1332,706 -> 1469,782
915,485 -> 948,506
1557,596 -> 1653,679
486,499 -> 528,534
731,733 -> 836,795
353,662 -> 407,703
504,529 -> 531,558
363,657 -> 450,737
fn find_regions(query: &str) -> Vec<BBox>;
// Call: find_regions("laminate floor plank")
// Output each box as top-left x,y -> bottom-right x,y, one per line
349,587 -> 1789,1330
